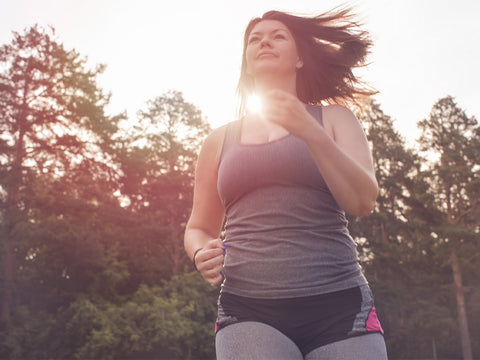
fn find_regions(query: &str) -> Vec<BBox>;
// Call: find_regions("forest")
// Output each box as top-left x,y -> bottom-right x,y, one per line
0,25 -> 479,360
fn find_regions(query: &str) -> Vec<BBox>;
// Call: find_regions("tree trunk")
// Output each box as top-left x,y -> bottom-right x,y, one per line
451,249 -> 472,360
2,178 -> 19,321
1,240 -> 15,320
1,81 -> 29,321
1,136 -> 23,322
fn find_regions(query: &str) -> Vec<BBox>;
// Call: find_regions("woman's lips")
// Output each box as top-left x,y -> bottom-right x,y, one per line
257,51 -> 276,58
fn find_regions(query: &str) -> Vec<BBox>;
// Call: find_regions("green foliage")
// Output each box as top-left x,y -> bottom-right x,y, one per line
1,273 -> 218,359
0,25 -> 214,360
1,25 -> 479,360
61,273 -> 217,360
0,306 -> 57,359
353,99 -> 480,359
0,24 -> 125,324
116,90 -> 211,275
415,96 -> 480,359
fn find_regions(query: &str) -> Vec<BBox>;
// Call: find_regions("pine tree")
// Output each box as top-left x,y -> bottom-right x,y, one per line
117,90 -> 211,275
353,100 -> 434,356
0,24 -> 123,321
417,96 -> 480,360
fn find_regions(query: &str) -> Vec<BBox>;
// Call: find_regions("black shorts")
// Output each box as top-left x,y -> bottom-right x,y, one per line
215,285 -> 384,356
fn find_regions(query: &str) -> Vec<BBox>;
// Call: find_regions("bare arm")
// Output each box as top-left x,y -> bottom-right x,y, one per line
184,125 -> 227,285
303,104 -> 378,216
263,90 -> 378,216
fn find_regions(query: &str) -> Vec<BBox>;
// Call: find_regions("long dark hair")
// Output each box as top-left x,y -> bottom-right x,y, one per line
236,7 -> 376,118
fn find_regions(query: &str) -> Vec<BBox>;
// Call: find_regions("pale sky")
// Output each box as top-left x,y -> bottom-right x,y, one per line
1,0 -> 479,144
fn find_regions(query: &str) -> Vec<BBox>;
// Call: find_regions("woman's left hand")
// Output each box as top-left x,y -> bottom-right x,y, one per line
261,89 -> 378,216
261,89 -> 319,140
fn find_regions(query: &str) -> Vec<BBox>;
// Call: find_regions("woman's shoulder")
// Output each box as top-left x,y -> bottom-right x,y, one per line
199,121 -> 238,168
321,104 -> 362,140
203,120 -> 237,147
321,103 -> 356,119
321,104 -> 360,126
205,123 -> 228,143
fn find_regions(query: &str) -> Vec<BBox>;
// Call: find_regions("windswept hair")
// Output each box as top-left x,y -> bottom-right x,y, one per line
236,7 -> 376,118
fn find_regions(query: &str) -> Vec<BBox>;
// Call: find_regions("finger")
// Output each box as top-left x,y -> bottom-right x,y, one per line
204,238 -> 227,251
202,261 -> 224,281
263,94 -> 283,109
203,264 -> 224,280
202,253 -> 224,269
211,238 -> 227,250
201,252 -> 224,271
196,247 -> 223,264
203,238 -> 219,250
197,252 -> 224,273
207,272 -> 224,286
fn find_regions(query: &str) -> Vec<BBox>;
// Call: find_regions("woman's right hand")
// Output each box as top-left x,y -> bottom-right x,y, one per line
195,238 -> 226,285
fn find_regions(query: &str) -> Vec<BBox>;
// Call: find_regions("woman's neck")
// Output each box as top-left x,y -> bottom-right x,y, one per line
253,73 -> 297,98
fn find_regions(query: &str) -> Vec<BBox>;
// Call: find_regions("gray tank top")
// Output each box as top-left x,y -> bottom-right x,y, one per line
217,104 -> 367,299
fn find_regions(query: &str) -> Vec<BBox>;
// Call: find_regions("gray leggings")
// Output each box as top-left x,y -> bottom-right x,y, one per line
216,321 -> 388,360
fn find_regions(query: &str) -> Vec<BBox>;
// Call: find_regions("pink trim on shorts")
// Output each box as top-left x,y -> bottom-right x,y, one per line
366,307 -> 384,334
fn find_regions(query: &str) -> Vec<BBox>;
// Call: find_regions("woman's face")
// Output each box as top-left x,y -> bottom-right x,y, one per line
245,20 -> 303,78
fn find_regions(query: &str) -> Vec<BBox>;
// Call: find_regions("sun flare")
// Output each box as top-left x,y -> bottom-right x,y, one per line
247,94 -> 262,114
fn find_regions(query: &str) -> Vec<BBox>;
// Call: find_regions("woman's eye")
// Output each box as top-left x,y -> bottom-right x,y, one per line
275,34 -> 286,40
248,37 -> 260,44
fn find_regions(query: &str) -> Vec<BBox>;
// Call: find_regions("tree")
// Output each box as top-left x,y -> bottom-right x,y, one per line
353,101 -> 425,355
117,90 -> 211,275
0,24 -> 123,322
417,96 -> 480,360
0,25 -> 219,359
51,272 -> 218,360
352,100 -> 469,358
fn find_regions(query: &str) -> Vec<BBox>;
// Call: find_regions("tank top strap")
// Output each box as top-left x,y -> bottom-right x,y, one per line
219,119 -> 241,161
306,104 -> 323,127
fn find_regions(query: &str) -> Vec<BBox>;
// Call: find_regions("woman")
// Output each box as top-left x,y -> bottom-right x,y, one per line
184,7 -> 388,360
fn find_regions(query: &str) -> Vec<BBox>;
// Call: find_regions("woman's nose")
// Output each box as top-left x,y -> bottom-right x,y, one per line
260,37 -> 272,48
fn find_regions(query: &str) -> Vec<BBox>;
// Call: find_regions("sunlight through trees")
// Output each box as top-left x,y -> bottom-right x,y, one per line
1,25 -> 479,360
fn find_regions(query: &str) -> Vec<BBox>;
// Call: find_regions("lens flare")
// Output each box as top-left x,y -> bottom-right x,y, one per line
247,94 -> 262,113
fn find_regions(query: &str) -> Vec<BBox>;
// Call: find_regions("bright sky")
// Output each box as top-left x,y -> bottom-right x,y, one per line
1,0 -> 479,144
